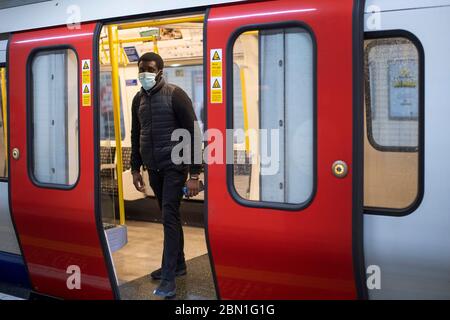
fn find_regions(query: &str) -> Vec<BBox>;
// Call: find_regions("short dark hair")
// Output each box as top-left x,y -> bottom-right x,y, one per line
138,52 -> 164,70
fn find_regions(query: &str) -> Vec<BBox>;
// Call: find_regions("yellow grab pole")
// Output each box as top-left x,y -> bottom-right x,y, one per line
239,68 -> 250,153
153,36 -> 159,54
100,40 -> 109,64
118,46 -> 123,66
115,27 -> 124,67
107,25 -> 126,226
121,47 -> 129,66
0,68 -> 7,170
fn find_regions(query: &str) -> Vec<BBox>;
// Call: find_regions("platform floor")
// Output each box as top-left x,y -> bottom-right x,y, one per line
111,220 -> 216,300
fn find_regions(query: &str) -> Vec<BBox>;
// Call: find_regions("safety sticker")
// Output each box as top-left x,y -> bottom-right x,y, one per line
210,49 -> 223,104
81,59 -> 91,106
212,78 -> 221,89
211,77 -> 222,104
210,49 -> 222,78
82,83 -> 91,107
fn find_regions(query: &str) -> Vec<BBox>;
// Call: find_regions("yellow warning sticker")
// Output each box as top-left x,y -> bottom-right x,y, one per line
212,78 -> 221,89
210,49 -> 222,78
212,51 -> 221,61
211,90 -> 222,103
210,49 -> 223,104
81,59 -> 91,106
82,83 -> 91,107
82,73 -> 90,84
210,77 -> 222,103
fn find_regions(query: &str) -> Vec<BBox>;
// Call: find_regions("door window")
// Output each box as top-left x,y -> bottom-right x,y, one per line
30,49 -> 79,186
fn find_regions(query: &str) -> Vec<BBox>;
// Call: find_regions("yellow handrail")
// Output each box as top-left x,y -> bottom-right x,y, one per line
100,39 -> 109,64
239,68 -> 250,153
153,35 -> 159,54
107,25 -> 126,226
121,46 -> 129,66
118,15 -> 204,30
0,68 -> 7,172
101,35 -> 156,45
101,36 -> 158,65
242,30 -> 259,36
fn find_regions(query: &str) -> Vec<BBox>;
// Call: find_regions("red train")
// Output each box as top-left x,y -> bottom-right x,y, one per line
0,0 -> 449,300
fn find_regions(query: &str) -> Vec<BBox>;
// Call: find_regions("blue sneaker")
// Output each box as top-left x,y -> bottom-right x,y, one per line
153,280 -> 176,298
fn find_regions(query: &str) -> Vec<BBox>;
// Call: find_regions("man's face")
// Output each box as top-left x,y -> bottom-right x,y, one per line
138,60 -> 161,80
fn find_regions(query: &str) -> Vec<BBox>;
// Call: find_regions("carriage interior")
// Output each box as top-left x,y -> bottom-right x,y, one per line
98,13 -> 214,300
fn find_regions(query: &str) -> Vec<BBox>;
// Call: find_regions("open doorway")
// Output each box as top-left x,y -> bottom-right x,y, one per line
97,13 -> 214,300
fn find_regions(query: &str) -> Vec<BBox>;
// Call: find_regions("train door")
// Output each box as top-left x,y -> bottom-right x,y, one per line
8,24 -> 118,299
363,4 -> 450,299
206,0 -> 366,299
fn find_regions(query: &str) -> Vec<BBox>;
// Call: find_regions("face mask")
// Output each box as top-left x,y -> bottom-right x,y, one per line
138,72 -> 157,91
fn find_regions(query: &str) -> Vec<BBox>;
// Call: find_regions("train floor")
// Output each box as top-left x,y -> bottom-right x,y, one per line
111,220 -> 216,300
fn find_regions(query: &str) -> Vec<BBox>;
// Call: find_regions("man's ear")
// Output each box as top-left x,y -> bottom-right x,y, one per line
156,70 -> 163,81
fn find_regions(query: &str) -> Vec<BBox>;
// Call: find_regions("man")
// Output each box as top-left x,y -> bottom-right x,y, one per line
130,52 -> 202,298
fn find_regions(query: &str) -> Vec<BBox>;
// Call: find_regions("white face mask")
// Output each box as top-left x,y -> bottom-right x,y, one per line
138,72 -> 157,91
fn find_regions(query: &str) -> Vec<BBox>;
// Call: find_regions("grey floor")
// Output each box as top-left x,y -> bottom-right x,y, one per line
111,220 -> 216,300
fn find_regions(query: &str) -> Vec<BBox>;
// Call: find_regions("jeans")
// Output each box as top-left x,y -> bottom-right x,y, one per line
148,166 -> 188,281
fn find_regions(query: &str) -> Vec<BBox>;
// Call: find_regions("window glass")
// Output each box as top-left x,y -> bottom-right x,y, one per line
364,37 -> 422,210
0,66 -> 7,178
164,65 -> 205,133
31,49 -> 79,186
231,27 -> 314,205
99,70 -> 125,141
366,38 -> 419,150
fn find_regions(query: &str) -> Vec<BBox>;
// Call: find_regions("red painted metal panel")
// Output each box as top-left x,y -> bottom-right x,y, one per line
207,0 -> 358,299
9,24 -> 115,299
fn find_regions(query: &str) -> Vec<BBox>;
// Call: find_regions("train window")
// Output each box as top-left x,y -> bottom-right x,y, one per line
230,27 -> 314,207
30,49 -> 79,186
364,35 -> 423,213
99,70 -> 125,141
0,66 -> 6,179
165,65 -> 205,132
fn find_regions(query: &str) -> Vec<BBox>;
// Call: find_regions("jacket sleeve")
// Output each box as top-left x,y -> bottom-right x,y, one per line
172,87 -> 202,175
130,92 -> 143,173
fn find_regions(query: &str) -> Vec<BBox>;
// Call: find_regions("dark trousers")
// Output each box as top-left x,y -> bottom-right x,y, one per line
149,167 -> 188,281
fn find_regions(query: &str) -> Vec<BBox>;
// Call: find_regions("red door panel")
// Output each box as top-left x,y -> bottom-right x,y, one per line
9,24 -> 116,299
207,0 -> 361,299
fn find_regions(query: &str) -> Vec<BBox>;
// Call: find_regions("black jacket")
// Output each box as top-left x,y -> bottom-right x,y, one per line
130,78 -> 202,175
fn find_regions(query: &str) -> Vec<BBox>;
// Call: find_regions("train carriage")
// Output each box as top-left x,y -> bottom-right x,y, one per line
0,0 -> 449,300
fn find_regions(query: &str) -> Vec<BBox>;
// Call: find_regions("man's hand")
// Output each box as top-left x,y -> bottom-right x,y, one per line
132,171 -> 145,193
186,178 -> 200,198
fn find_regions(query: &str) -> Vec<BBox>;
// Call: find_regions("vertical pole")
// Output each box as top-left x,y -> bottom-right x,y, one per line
121,47 -> 129,67
153,36 -> 159,54
100,40 -> 109,64
239,68 -> 250,153
0,68 -> 7,172
107,25 -> 126,226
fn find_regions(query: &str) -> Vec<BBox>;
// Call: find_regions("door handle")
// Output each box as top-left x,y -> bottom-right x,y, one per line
12,148 -> 20,160
332,160 -> 348,178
